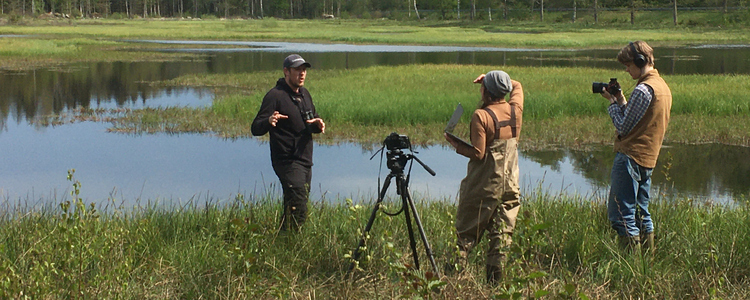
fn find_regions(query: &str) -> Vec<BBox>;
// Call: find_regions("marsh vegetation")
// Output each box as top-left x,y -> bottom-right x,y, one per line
1,171 -> 748,298
113,64 -> 750,149
2,18 -> 750,299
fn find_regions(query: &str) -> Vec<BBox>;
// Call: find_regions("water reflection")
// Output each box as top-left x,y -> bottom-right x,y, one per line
1,41 -> 749,205
138,40 -> 750,75
1,112 -> 746,206
524,145 -> 750,201
2,43 -> 750,125
0,61 -> 214,127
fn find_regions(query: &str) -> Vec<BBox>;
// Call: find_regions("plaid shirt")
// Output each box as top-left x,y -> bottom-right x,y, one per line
608,83 -> 653,136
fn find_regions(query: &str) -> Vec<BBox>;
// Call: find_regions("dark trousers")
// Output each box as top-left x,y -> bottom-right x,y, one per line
273,161 -> 311,231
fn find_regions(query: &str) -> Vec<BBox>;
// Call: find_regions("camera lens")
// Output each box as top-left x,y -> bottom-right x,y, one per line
592,82 -> 608,93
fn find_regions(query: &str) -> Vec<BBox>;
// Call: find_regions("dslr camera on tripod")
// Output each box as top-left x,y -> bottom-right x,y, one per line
348,132 -> 439,276
384,132 -> 411,151
592,78 -> 621,95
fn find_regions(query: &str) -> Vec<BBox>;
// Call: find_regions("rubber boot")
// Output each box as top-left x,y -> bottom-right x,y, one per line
640,232 -> 655,255
486,265 -> 502,286
618,235 -> 641,252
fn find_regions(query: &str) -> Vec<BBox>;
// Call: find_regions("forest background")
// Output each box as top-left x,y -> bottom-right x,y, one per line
1,0 -> 749,28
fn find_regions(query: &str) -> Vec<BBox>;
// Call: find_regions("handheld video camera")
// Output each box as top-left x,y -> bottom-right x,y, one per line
592,78 -> 621,95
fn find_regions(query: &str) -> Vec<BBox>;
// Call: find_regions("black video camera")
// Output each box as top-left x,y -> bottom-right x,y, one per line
592,78 -> 621,95
384,132 -> 411,151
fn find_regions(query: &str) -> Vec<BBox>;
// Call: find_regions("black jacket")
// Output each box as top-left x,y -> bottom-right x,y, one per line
251,78 -> 321,167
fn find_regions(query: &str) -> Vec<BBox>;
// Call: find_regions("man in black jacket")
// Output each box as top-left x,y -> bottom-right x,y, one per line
251,54 -> 326,232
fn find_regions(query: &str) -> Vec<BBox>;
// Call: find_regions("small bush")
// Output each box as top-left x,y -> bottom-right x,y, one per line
8,13 -> 22,24
389,10 -> 406,20
259,17 -> 278,28
110,12 -> 127,19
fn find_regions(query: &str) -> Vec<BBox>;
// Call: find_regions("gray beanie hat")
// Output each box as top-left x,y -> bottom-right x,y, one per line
483,70 -> 513,98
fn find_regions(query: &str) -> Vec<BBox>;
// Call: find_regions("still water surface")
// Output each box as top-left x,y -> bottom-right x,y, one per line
1,41 -> 748,206
3,42 -> 749,126
2,105 -> 746,207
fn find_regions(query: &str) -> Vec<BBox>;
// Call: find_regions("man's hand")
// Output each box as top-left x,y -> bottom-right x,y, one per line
269,111 -> 288,127
601,89 -> 627,106
600,88 -> 616,104
307,118 -> 326,133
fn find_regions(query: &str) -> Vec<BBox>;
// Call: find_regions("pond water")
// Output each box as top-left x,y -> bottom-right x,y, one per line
131,40 -> 750,75
1,40 -> 748,207
2,106 -> 746,207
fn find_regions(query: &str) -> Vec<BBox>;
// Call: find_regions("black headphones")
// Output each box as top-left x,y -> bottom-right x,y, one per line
629,42 -> 647,68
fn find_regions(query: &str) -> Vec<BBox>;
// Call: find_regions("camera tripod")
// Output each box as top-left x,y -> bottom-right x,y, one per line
349,148 -> 440,276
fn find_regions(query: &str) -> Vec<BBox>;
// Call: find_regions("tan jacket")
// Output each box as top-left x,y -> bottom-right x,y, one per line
614,69 -> 672,168
456,80 -> 524,160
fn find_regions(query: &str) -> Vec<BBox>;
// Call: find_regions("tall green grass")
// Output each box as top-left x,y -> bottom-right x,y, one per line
198,65 -> 750,122
2,17 -> 750,52
0,36 -> 191,70
130,64 -> 750,147
1,172 -> 748,298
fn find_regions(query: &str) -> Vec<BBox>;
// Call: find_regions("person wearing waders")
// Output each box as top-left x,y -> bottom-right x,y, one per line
444,70 -> 524,285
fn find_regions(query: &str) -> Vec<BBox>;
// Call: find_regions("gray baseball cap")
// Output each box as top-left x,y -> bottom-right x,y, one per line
484,70 -> 513,98
283,54 -> 311,68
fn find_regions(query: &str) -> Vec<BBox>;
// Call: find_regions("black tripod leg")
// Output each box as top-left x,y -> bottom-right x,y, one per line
399,175 -> 421,270
403,184 -> 440,276
349,173 -> 394,272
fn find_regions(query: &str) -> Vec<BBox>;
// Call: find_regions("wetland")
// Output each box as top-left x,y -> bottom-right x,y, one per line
1,39 -> 748,205
2,18 -> 750,299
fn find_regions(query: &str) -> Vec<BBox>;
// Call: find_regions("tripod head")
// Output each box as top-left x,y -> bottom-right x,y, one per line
386,149 -> 409,174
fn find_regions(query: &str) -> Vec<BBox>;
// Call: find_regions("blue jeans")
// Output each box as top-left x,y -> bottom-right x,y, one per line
608,152 -> 654,237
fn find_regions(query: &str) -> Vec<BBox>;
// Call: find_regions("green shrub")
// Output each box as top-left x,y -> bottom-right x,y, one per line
8,13 -> 22,24
109,12 -> 127,19
259,16 -> 278,27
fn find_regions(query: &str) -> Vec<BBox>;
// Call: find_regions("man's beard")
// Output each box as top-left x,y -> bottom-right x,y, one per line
288,78 -> 304,90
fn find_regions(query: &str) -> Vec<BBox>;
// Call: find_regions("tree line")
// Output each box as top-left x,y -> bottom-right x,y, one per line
0,0 -> 746,22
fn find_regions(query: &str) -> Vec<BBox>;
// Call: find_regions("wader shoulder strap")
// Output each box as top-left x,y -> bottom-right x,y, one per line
483,105 -> 517,139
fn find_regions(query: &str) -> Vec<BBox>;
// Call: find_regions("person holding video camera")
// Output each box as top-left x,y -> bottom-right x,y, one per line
444,70 -> 523,284
599,41 -> 672,252
251,54 -> 326,232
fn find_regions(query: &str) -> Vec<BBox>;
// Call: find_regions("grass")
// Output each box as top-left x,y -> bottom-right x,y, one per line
3,18 -> 750,298
0,36 -> 194,70
1,13 -> 750,57
94,64 -> 750,149
1,171 -> 748,299
1,13 -> 750,70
